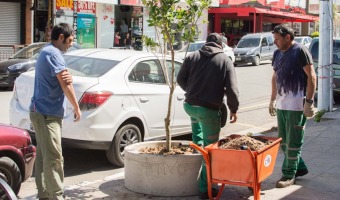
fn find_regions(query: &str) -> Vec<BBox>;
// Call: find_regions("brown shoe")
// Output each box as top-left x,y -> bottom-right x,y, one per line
276,177 -> 295,188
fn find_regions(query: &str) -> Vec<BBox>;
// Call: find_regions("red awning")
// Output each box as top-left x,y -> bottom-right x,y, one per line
209,7 -> 319,22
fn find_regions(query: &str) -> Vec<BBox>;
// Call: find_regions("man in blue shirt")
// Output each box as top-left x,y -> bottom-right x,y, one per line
30,23 -> 81,200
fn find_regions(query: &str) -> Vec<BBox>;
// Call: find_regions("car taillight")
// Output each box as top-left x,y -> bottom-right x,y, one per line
79,91 -> 113,110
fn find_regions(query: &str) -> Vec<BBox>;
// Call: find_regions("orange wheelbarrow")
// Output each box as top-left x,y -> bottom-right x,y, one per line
189,135 -> 282,200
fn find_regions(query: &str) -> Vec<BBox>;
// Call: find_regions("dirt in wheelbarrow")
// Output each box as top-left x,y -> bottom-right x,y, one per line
219,135 -> 273,151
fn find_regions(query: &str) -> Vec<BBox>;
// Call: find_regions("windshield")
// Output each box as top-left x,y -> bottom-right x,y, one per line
294,38 -> 303,43
10,43 -> 45,59
237,38 -> 260,48
180,42 -> 204,52
65,55 -> 119,77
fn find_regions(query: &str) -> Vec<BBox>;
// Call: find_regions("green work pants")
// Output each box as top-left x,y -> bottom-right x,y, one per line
184,103 -> 221,193
277,109 -> 308,179
30,112 -> 64,200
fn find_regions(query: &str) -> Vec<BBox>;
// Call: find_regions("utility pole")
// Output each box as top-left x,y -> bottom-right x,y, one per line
318,0 -> 333,112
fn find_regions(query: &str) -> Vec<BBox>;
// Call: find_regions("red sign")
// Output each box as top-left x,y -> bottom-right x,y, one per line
121,0 -> 141,6
56,0 -> 74,10
77,1 -> 96,14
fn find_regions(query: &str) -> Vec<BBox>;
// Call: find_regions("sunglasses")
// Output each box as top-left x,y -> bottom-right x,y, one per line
272,26 -> 289,37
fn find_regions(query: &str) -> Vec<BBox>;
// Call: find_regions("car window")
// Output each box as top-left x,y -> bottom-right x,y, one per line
65,55 -> 118,77
188,43 -> 204,52
334,41 -> 340,64
237,38 -> 260,48
10,44 -> 45,59
310,41 -> 319,60
166,60 -> 182,84
129,60 -> 166,84
294,38 -> 302,43
261,37 -> 268,46
268,36 -> 274,46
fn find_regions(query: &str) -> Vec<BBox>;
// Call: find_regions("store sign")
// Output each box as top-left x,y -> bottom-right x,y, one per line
56,0 -> 74,10
77,1 -> 96,13
121,0 -> 142,6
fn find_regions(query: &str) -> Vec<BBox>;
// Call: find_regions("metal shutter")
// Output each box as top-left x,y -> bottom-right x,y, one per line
0,2 -> 20,45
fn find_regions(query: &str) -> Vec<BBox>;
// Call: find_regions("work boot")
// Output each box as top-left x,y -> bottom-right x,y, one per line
276,177 -> 295,188
199,188 -> 219,199
295,169 -> 309,178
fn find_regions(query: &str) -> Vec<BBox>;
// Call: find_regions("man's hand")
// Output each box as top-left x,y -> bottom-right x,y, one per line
229,113 -> 237,123
61,70 -> 73,84
303,102 -> 315,117
269,101 -> 276,116
73,108 -> 82,122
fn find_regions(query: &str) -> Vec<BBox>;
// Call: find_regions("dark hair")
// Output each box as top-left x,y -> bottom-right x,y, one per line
51,23 -> 74,41
272,24 -> 295,40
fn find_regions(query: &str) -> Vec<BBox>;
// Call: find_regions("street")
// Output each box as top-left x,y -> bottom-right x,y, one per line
0,61 -> 281,199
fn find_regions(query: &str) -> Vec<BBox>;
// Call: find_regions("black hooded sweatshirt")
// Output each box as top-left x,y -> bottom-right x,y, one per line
177,42 -> 239,113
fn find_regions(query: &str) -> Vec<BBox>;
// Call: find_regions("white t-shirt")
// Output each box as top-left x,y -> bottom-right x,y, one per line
276,89 -> 304,111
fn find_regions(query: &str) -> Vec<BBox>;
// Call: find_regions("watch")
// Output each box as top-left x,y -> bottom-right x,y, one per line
306,99 -> 314,104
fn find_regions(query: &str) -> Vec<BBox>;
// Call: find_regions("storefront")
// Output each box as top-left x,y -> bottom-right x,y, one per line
209,1 -> 318,46
0,1 -> 23,45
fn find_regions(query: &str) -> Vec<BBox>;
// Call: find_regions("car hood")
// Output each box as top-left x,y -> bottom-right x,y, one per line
0,123 -> 31,147
14,70 -> 99,117
233,47 -> 256,54
0,59 -> 30,69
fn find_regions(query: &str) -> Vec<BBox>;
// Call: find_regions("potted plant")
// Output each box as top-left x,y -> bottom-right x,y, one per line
124,0 -> 211,196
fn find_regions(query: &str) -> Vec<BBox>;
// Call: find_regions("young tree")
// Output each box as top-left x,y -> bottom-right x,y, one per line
142,0 -> 211,151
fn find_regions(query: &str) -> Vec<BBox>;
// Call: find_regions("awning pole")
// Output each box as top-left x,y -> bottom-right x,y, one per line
253,11 -> 256,33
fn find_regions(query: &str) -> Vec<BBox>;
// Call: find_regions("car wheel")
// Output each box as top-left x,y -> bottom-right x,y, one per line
252,56 -> 260,66
106,124 -> 142,167
0,157 -> 22,195
234,63 -> 237,67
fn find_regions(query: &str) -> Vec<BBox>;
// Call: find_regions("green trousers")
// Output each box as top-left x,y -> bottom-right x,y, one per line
30,112 -> 64,200
184,103 -> 221,193
277,109 -> 308,179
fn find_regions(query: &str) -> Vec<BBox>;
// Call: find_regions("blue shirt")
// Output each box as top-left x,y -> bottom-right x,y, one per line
29,43 -> 66,117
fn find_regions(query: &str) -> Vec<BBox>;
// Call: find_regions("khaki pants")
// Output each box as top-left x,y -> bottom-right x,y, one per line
30,112 -> 64,200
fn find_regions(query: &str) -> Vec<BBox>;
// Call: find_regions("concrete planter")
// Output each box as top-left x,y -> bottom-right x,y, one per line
124,141 -> 203,197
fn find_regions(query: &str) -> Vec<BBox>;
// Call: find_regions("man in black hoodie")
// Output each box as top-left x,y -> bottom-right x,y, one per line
177,33 -> 239,199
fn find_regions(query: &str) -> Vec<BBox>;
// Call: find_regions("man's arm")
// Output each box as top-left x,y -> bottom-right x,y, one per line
61,69 -> 72,84
57,70 -> 81,122
270,71 -> 277,102
303,64 -> 316,100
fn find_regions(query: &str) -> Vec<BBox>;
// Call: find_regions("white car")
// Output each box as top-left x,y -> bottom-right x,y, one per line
294,36 -> 312,48
175,41 -> 235,63
9,49 -> 191,167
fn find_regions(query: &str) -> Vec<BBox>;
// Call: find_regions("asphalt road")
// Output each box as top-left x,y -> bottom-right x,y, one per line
0,60 -> 314,199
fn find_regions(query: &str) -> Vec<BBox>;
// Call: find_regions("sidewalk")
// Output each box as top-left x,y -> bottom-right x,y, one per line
19,109 -> 340,200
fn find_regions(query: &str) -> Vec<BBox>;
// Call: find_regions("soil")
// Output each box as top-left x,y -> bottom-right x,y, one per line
139,145 -> 194,155
219,135 -> 273,151
139,135 -> 273,155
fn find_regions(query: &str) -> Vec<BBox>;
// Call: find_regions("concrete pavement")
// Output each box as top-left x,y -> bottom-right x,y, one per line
18,107 -> 340,200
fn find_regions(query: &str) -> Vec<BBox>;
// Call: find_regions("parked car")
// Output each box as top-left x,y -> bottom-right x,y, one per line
309,37 -> 340,93
0,42 -> 46,89
175,40 -> 235,63
0,123 -> 36,195
294,36 -> 312,48
233,32 -> 277,66
10,49 -> 191,167
0,42 -> 81,90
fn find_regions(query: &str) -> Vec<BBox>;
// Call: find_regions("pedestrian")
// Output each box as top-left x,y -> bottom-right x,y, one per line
125,32 -> 131,49
114,31 -> 121,47
29,23 -> 82,200
270,24 -> 316,188
177,33 -> 239,199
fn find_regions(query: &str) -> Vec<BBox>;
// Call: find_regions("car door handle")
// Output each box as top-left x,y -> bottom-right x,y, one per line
177,96 -> 184,101
139,97 -> 149,103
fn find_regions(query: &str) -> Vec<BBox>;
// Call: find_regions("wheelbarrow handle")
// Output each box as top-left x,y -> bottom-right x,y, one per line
188,142 -> 209,157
